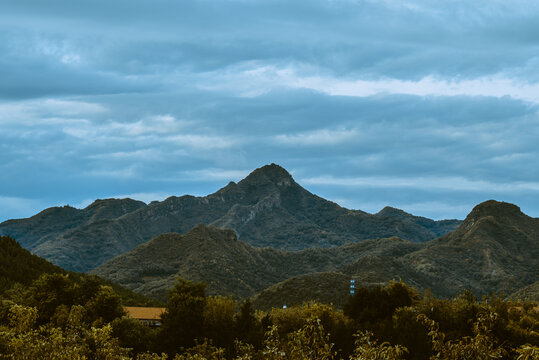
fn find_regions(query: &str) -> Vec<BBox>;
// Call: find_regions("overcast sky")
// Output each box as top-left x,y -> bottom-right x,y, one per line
1,0 -> 538,222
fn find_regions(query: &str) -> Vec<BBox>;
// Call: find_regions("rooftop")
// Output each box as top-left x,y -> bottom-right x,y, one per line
124,306 -> 166,320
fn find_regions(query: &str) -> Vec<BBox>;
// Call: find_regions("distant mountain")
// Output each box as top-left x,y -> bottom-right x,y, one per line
0,198 -> 146,250
376,206 -> 461,238
0,164 -> 460,272
94,200 -> 538,306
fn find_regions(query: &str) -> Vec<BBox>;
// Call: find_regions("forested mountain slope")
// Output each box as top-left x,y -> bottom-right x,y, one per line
0,235 -> 64,293
94,201 -> 538,306
93,224 -> 421,300
0,235 -> 158,306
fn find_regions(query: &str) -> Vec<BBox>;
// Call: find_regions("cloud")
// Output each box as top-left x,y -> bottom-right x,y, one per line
0,0 -> 538,221
0,99 -> 107,123
274,128 -> 359,146
198,63 -> 539,103
2,0 -> 539,100
181,168 -> 251,182
300,175 -> 539,193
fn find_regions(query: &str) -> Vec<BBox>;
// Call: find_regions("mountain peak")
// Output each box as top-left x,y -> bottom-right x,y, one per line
467,200 -> 524,221
241,163 -> 294,186
377,206 -> 410,218
459,200 -> 526,233
85,198 -> 145,209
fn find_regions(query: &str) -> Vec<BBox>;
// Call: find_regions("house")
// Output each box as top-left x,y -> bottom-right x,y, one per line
124,306 -> 166,327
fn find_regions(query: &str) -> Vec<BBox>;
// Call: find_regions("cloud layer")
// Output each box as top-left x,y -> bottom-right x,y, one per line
0,0 -> 538,221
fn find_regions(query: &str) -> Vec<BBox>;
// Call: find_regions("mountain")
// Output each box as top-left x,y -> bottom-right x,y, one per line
376,207 -> 461,238
92,224 -> 421,300
94,200 -> 538,306
0,164 -> 460,272
0,198 -> 146,250
404,200 -> 539,298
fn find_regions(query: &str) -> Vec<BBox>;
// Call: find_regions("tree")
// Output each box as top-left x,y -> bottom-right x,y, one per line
203,295 -> 236,350
350,331 -> 408,360
159,277 -> 206,354
85,285 -> 125,325
24,273 -> 76,324
418,312 -> 507,360
234,299 -> 263,348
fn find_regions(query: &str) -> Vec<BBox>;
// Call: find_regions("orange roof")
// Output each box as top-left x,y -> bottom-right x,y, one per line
124,306 -> 166,320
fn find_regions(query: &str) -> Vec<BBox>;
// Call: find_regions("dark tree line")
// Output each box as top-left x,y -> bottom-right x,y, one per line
0,272 -> 537,359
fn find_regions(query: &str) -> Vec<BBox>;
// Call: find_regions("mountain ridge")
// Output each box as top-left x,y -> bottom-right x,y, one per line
0,164 -> 461,272
92,224 -> 421,300
93,199 -> 538,305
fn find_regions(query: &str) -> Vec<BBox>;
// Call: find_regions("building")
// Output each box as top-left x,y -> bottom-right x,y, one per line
124,306 -> 166,327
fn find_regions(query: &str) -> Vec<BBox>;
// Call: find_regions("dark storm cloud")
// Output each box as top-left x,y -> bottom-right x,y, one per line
0,0 -> 538,221
2,0 -> 538,84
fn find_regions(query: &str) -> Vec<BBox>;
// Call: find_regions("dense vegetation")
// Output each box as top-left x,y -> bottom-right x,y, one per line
0,235 -> 159,307
0,236 -> 64,294
1,273 -> 537,359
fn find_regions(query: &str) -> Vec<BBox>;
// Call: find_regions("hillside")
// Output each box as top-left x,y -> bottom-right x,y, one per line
95,200 -> 538,306
0,235 -> 64,293
0,235 -> 158,306
251,272 -> 352,311
93,224 -> 421,300
0,164 -> 460,272
404,200 -> 539,298
510,281 -> 539,302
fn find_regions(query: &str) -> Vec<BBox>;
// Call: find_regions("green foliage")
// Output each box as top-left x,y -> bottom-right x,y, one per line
112,316 -> 158,354
9,273 -> 127,326
25,273 -> 77,323
418,311 -> 507,360
85,285 -> 125,325
1,272 -> 537,359
203,295 -> 237,351
0,235 -> 64,294
0,304 -> 130,359
160,277 -> 207,353
286,318 -> 336,360
233,299 -> 263,348
0,235 -> 159,308
258,320 -> 336,360
344,281 -> 418,330
516,344 -> 539,360
175,339 -> 227,360
391,306 -> 431,359
350,331 -> 408,360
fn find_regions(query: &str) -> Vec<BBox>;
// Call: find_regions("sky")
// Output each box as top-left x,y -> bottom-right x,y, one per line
1,0 -> 538,222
